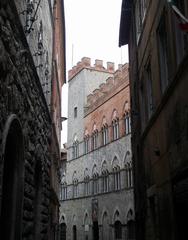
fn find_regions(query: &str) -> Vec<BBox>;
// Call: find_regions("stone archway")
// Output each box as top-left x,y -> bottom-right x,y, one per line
60,223 -> 67,240
127,209 -> 135,240
0,115 -> 24,240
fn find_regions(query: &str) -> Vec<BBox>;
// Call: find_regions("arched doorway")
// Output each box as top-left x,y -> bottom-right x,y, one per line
114,220 -> 122,240
0,115 -> 24,240
60,223 -> 66,240
127,220 -> 135,240
73,225 -> 77,240
92,221 -> 99,240
127,209 -> 135,240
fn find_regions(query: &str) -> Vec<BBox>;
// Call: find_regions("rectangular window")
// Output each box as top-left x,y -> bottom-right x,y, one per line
85,181 -> 90,196
105,128 -> 108,144
61,185 -> 67,200
102,127 -> 108,145
140,79 -> 146,130
84,137 -> 89,154
145,62 -> 154,119
74,107 -> 77,118
157,13 -> 169,93
125,114 -> 131,135
114,171 -> 121,190
112,120 -> 119,140
92,132 -> 98,150
72,145 -> 75,159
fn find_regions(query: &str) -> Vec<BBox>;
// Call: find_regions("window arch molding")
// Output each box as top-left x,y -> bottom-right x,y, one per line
60,214 -> 67,224
113,208 -> 122,223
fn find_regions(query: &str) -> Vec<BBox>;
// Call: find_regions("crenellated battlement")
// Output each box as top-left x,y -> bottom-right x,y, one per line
68,57 -> 116,81
85,63 -> 129,115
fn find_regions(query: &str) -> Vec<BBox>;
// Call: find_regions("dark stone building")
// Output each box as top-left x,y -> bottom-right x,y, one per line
0,0 -> 66,239
119,0 -> 188,240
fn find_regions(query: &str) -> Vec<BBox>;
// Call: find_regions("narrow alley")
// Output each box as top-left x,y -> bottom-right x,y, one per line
0,0 -> 188,240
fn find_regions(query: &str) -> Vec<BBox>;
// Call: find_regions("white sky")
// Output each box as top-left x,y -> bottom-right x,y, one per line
61,0 -> 129,146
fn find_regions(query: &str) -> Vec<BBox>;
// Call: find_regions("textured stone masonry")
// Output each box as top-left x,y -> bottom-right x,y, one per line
0,2 -> 52,239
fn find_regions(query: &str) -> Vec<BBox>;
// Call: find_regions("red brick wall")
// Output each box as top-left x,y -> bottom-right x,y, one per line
84,64 -> 130,141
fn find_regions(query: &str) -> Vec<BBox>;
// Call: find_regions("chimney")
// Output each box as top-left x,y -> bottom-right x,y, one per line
82,57 -> 91,66
107,62 -> 114,72
94,59 -> 103,69
118,64 -> 123,70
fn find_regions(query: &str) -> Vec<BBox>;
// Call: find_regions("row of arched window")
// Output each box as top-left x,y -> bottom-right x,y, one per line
72,113 -> 131,159
60,209 -> 135,240
60,161 -> 133,200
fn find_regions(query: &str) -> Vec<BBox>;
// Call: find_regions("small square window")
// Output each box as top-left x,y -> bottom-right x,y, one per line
74,107 -> 77,118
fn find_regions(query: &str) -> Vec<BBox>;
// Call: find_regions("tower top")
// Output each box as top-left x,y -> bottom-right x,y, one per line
68,57 -> 116,81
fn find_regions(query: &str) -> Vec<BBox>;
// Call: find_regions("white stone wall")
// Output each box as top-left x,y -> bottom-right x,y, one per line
60,135 -> 134,240
60,189 -> 134,240
66,135 -> 131,184
67,68 -> 114,160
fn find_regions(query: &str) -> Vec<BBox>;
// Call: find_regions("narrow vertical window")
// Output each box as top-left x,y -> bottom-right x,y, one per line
93,174 -> 99,195
145,62 -> 154,119
74,107 -> 77,118
102,125 -> 108,145
84,136 -> 89,154
112,119 -> 119,140
73,140 -> 79,159
84,177 -> 90,196
113,167 -> 121,190
61,183 -> 67,200
125,113 -> 131,135
102,172 -> 109,193
73,179 -> 78,198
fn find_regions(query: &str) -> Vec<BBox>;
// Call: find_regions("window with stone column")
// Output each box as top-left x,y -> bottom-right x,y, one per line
101,123 -> 108,145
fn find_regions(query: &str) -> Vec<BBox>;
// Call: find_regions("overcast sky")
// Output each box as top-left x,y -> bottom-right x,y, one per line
61,0 -> 129,146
